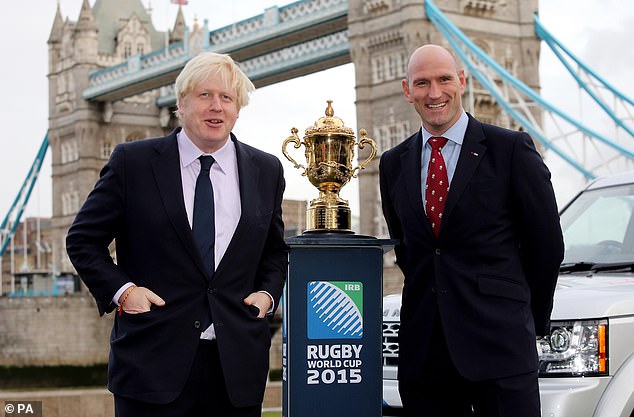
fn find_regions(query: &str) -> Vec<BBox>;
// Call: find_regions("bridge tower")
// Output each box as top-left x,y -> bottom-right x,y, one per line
348,0 -> 541,249
47,0 -> 175,273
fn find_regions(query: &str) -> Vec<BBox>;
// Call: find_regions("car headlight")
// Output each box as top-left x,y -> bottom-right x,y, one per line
537,319 -> 608,377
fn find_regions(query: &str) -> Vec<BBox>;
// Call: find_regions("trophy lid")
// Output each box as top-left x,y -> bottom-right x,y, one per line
305,100 -> 355,137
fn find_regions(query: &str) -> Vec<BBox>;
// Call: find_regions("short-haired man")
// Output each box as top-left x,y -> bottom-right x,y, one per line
379,44 -> 564,416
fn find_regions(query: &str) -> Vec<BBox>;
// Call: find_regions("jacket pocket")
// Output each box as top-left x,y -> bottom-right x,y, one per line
478,274 -> 529,302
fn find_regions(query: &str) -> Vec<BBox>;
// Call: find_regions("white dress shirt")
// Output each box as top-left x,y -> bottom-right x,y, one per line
177,129 -> 241,265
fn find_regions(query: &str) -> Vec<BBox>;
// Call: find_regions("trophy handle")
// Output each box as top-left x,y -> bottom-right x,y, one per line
352,129 -> 377,178
282,127 -> 307,176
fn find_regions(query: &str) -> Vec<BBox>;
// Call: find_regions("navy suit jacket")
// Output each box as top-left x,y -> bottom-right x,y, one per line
66,128 -> 288,406
379,114 -> 564,382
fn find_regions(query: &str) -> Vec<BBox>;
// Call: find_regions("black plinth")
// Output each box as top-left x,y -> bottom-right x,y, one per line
282,234 -> 395,417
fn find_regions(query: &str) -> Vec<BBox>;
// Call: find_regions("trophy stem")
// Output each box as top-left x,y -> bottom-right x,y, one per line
304,191 -> 353,234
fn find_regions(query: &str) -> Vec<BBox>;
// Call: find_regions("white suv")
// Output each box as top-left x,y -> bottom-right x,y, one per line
382,171 -> 634,417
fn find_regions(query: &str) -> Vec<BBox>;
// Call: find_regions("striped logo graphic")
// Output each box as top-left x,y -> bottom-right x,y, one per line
307,281 -> 363,339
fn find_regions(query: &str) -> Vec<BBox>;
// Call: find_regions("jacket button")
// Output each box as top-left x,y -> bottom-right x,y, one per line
207,287 -> 214,294
435,248 -> 441,255
193,320 -> 201,329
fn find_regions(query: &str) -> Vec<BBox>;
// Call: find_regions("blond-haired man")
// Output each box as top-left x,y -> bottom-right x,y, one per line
67,52 -> 288,416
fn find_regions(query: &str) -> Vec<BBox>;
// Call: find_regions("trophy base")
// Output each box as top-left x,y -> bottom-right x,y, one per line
305,204 -> 353,234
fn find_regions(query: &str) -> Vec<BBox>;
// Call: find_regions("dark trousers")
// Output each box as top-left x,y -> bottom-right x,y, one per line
399,316 -> 541,417
115,340 -> 262,417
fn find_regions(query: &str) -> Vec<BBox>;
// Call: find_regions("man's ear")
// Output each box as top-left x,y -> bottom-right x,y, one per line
458,69 -> 467,94
402,79 -> 413,103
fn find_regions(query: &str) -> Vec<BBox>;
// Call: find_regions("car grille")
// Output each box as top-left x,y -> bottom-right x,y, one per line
383,322 -> 400,366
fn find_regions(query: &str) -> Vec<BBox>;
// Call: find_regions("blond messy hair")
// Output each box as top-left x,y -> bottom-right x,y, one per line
175,52 -> 255,110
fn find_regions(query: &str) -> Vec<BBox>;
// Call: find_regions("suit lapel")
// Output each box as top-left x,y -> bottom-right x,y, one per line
400,131 -> 434,236
441,115 -> 486,227
150,130 -> 209,278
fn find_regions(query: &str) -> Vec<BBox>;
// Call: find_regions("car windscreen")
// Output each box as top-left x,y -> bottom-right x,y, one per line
560,183 -> 634,265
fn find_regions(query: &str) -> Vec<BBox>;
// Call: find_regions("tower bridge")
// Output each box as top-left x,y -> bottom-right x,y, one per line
43,0 -> 545,281
1,0 -> 633,296
1,0 -> 633,379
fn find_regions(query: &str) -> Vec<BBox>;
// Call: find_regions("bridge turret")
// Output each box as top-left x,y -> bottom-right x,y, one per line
48,3 -> 63,45
47,3 -> 64,119
170,5 -> 186,44
74,0 -> 98,65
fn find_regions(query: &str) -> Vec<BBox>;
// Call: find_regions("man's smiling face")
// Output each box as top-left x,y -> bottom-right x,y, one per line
402,45 -> 466,136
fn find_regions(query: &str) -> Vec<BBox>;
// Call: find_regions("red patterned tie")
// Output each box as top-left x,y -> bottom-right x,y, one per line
426,137 -> 449,236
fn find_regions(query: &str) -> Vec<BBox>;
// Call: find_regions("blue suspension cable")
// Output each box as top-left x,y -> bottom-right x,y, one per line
0,133 -> 49,257
534,14 -> 634,138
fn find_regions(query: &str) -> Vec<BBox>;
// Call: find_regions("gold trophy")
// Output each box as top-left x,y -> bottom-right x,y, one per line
282,100 -> 377,233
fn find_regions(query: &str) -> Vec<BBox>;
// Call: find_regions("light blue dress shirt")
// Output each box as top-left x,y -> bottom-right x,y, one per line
420,111 -> 469,211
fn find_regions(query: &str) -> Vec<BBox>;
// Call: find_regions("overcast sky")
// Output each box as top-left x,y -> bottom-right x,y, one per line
1,0 -> 633,222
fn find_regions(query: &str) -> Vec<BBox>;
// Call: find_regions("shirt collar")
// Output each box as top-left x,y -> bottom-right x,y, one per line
177,129 -> 235,174
421,111 -> 468,147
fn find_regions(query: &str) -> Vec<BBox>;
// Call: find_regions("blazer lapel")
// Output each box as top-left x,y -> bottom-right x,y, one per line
441,115 -> 486,227
400,131 -> 434,236
150,130 -> 209,279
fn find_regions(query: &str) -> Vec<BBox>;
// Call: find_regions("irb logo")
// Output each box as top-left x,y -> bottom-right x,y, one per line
307,281 -> 363,339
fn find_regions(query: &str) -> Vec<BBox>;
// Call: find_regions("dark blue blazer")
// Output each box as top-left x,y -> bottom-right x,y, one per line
66,128 -> 288,406
379,114 -> 564,383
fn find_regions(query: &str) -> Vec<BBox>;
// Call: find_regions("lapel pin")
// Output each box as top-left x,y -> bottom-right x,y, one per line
470,151 -> 479,157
